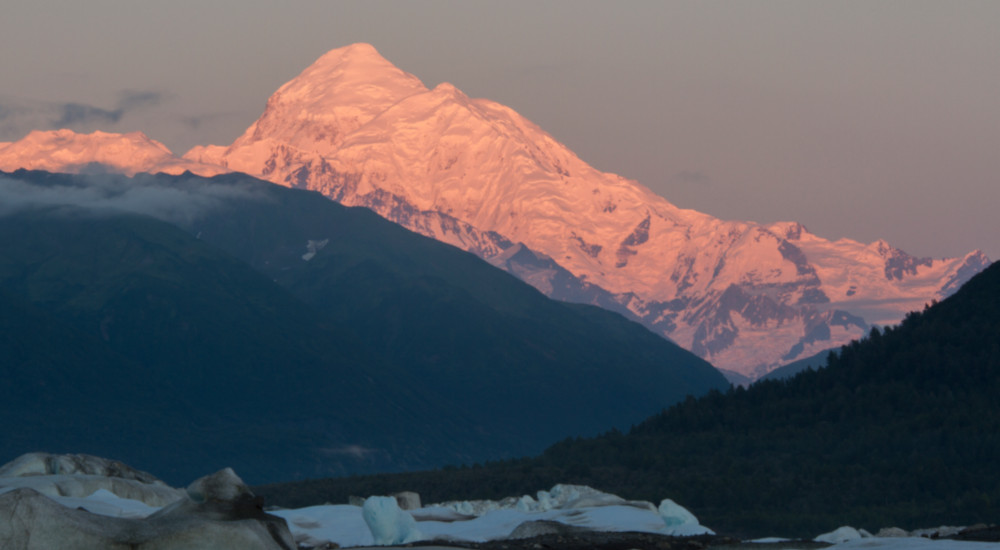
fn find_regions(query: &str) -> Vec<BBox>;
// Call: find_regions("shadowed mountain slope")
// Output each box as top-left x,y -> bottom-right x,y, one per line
0,169 -> 727,484
258,261 -> 1000,537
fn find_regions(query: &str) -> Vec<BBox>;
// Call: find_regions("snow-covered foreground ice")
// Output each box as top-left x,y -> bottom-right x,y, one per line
11,483 -> 999,549
1,454 -> 997,549
275,500 -> 704,548
0,460 -> 711,549
14,481 -> 711,548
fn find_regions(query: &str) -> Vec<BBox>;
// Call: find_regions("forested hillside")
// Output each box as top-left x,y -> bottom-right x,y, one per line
259,261 -> 1000,537
0,169 -> 726,483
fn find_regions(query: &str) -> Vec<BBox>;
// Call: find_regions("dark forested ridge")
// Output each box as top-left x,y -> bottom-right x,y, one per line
0,169 -> 726,484
258,261 -> 1000,538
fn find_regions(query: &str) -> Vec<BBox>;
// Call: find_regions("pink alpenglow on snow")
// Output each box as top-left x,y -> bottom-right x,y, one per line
0,44 -> 989,379
0,129 -> 227,177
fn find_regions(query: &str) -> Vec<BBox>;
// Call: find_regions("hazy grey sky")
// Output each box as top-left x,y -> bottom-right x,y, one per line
2,0 -> 998,260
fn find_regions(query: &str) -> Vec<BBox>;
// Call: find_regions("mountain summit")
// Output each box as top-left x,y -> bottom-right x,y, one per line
1,43 -> 989,378
233,43 -> 426,154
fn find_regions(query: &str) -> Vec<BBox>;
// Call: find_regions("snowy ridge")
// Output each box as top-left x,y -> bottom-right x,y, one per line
0,129 -> 227,177
182,43 -> 986,378
0,43 -> 989,378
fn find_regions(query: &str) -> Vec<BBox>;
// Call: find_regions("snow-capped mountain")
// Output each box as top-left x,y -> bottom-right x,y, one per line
0,129 -> 226,177
1,43 -> 988,379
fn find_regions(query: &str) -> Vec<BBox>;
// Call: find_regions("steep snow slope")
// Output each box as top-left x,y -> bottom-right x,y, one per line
180,44 -> 987,378
1,44 -> 988,378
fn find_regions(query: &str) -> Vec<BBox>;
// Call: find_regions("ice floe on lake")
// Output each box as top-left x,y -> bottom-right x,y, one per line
262,483 -> 711,547
1,453 -> 998,549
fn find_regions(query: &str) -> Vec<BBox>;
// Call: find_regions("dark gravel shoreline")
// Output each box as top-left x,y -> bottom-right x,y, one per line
299,532 -> 828,550
430,531 -> 740,550
298,524 -> 1000,550
950,525 -> 1000,542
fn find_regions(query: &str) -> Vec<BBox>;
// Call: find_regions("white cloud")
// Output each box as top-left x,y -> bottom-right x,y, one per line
0,173 -> 266,225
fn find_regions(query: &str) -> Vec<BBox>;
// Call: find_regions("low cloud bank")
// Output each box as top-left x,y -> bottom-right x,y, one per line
0,173 -> 264,226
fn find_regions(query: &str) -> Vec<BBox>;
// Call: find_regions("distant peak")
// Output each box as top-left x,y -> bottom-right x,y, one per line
427,81 -> 469,103
340,42 -> 380,56
870,238 -> 893,254
308,42 -> 395,71
432,81 -> 459,93
271,42 -> 427,101
768,221 -> 808,241
0,127 -> 235,177
227,43 -> 428,154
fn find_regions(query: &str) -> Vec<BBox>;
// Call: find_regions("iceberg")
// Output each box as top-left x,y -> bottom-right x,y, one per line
362,495 -> 423,545
415,484 -> 712,543
3,454 -> 720,549
815,525 -> 866,543
657,498 -> 712,536
658,498 -> 698,527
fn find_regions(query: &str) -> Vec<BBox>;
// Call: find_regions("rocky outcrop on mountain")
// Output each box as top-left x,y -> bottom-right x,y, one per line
0,43 -> 988,378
